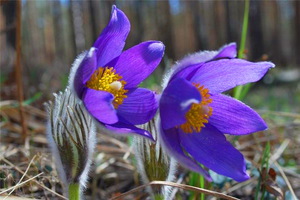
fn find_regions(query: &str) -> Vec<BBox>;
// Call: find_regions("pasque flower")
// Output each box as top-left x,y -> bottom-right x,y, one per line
45,88 -> 96,197
69,6 -> 164,140
159,43 -> 275,182
133,119 -> 177,199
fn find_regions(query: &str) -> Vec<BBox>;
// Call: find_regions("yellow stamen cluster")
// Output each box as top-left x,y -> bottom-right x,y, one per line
86,67 -> 128,108
179,83 -> 213,133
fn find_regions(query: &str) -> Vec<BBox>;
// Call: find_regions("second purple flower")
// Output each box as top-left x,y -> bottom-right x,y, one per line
159,43 -> 275,182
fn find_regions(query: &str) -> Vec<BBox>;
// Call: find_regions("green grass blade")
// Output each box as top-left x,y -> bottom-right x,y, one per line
238,0 -> 250,59
188,171 -> 206,200
199,174 -> 205,200
22,92 -> 42,105
255,141 -> 270,200
188,172 -> 198,200
233,0 -> 250,100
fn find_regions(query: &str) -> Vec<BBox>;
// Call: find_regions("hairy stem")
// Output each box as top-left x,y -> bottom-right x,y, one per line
69,183 -> 80,200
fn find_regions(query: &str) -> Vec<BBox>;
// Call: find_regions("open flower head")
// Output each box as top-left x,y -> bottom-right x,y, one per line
69,5 -> 164,140
45,88 -> 96,190
159,43 -> 275,182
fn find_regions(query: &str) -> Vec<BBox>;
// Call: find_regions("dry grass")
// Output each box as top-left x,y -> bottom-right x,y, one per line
0,100 -> 299,199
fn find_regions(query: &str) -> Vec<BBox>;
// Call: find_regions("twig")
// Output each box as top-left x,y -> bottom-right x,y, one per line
0,173 -> 43,195
223,178 -> 255,194
122,145 -> 132,160
168,173 -> 185,199
259,110 -> 300,118
110,181 -> 239,200
238,135 -> 277,150
15,0 -> 27,141
100,134 -> 131,150
270,139 -> 290,163
2,155 -> 36,198
274,162 -> 298,200
0,157 -> 67,199
282,168 -> 300,179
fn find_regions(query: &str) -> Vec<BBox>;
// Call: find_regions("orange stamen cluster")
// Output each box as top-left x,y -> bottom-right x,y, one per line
179,83 -> 213,133
86,67 -> 128,108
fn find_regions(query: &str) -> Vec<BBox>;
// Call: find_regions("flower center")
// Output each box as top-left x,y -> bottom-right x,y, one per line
178,83 -> 213,133
86,67 -> 128,108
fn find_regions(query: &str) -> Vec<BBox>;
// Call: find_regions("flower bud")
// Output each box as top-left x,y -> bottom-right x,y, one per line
45,88 -> 96,193
133,118 -> 177,199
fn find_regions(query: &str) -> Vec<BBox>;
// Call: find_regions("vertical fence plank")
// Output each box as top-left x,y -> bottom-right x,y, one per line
2,0 -> 298,101
15,0 -> 27,141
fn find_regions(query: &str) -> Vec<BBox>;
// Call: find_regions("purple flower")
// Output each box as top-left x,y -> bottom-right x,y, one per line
70,6 -> 164,140
159,43 -> 275,182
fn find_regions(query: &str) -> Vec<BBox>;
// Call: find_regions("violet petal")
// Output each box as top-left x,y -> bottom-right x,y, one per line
74,48 -> 97,98
160,78 -> 202,130
190,59 -> 275,94
117,88 -> 158,125
179,124 -> 250,182
213,43 -> 237,60
93,5 -> 130,67
209,94 -> 267,135
159,125 -> 212,180
169,43 -> 237,82
83,88 -> 118,124
104,116 -> 154,141
108,41 -> 165,89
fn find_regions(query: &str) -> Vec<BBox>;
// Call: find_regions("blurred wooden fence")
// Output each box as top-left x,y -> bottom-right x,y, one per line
1,0 -> 299,99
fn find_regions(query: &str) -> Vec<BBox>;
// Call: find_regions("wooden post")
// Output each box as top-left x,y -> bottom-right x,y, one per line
15,0 -> 27,141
